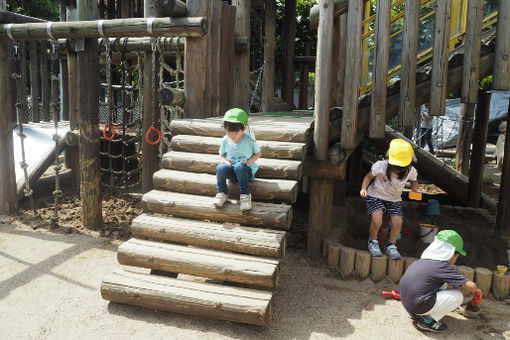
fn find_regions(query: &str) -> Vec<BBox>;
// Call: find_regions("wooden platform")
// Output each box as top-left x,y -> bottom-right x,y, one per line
101,115 -> 313,326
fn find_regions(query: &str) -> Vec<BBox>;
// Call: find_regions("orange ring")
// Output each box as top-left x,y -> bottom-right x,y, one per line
103,124 -> 116,141
145,126 -> 161,145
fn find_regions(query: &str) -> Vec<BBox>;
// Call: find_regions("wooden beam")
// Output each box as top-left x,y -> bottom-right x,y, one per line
399,0 -> 419,128
461,0 -> 483,103
302,160 -> 345,180
429,0 -> 452,116
340,0 -> 363,149
496,98 -> 510,232
29,41 -> 40,123
308,178 -> 335,257
369,0 -> 390,138
231,0 -> 250,111
493,0 -> 510,90
468,93 -> 490,208
455,102 -> 475,175
0,17 -> 207,40
261,0 -> 276,112
77,0 -> 101,228
281,0 -> 296,106
309,0 -> 348,29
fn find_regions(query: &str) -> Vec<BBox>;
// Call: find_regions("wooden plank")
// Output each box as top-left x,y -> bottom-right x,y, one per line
308,177 -> 334,257
218,2 -> 230,114
281,0 -> 296,106
335,14 -> 347,107
230,0 -> 251,111
40,41 -> 50,122
0,35 -> 18,214
169,116 -> 312,142
161,151 -> 302,180
152,169 -> 298,203
369,0 -> 390,138
496,98 -> 510,232
19,41 -> 28,124
455,102 -> 475,175
261,0 -> 276,112
493,0 -> 510,90
78,0 -> 101,228
302,160 -> 345,180
461,0 -> 483,103
131,213 -> 286,258
208,0 -> 222,116
340,0 -> 363,149
170,135 -> 306,160
313,0 -> 334,159
429,0 -> 452,116
468,93 -> 490,208
66,50 -> 79,191
399,0 -> 420,128
101,268 -> 273,326
117,238 -> 279,288
226,6 -> 236,109
29,41 -> 40,123
143,190 -> 293,230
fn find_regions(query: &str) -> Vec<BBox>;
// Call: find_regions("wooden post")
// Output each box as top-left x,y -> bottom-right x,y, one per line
369,0 -> 390,138
161,0 -> 188,17
492,0 -> 510,90
261,0 -> 275,113
496,98 -> 510,232
0,15 -> 18,214
142,0 -> 163,192
339,245 -> 356,279
231,0 -> 250,111
429,0 -> 452,116
370,255 -> 388,282
404,257 -> 417,271
457,265 -> 475,295
20,41 -> 28,123
461,0 -> 483,103
474,267 -> 492,297
41,41 -> 50,122
468,93 -> 490,208
184,0 -> 209,118
61,57 -> 69,121
308,0 -> 335,258
399,0 -> 419,129
226,6 -> 236,109
455,103 -> 475,175
77,0 -> 101,228
388,258 -> 404,283
218,2 -> 230,114
354,250 -> 371,280
29,41 -> 40,123
327,243 -> 340,270
281,0 -> 296,107
335,13 -> 347,107
492,271 -> 510,300
208,0 -> 222,116
298,42 -> 310,110
340,0 -> 363,149
120,0 -> 132,18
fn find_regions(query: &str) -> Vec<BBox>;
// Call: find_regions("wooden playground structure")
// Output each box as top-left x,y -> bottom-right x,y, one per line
1,0 -> 510,327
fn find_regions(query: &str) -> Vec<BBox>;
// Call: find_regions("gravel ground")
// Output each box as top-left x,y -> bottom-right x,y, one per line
0,221 -> 509,340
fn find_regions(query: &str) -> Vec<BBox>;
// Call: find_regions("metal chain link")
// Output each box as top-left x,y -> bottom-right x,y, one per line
248,62 -> 265,114
50,39 -> 62,227
12,41 -> 39,218
150,37 -> 157,128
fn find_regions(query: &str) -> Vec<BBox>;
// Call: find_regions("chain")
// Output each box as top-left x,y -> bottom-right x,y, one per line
150,37 -> 157,128
12,41 -> 39,218
248,62 -> 265,114
50,39 -> 62,228
105,39 -> 114,127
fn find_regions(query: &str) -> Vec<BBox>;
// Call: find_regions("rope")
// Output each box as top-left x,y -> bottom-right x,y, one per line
248,62 -> 265,114
50,39 -> 62,228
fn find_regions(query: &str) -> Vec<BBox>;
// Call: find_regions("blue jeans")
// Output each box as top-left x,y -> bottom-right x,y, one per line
419,128 -> 434,154
216,163 -> 253,195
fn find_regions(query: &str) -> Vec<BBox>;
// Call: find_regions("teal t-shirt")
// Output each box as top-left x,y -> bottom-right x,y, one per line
219,134 -> 261,178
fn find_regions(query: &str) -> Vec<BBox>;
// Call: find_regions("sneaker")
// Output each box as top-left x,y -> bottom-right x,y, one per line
385,243 -> 402,260
416,316 -> 448,333
408,312 -> 419,320
212,193 -> 228,207
368,239 -> 382,257
240,194 -> 252,211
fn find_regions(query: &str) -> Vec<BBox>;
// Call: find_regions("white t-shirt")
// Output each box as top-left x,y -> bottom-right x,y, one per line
366,160 -> 418,202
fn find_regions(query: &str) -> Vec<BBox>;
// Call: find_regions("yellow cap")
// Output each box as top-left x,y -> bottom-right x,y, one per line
387,139 -> 415,167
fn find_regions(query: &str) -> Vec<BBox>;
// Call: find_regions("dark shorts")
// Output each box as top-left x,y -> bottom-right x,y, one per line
366,196 -> 403,217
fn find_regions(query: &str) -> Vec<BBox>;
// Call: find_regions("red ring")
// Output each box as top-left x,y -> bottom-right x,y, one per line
103,124 -> 116,141
145,126 -> 162,145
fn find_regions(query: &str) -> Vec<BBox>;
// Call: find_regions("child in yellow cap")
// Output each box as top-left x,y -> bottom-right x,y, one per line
360,139 -> 420,259
212,108 -> 262,211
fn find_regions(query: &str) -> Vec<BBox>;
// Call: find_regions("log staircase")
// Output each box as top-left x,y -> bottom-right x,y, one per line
101,115 -> 313,326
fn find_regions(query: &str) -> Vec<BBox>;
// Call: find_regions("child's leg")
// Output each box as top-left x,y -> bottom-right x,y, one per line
369,210 -> 383,240
216,163 -> 236,194
388,214 -> 403,243
232,163 -> 253,194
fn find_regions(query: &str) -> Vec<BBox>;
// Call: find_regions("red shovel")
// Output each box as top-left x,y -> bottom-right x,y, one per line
382,290 -> 401,300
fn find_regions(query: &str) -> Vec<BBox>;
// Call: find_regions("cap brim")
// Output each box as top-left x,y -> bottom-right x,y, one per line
459,249 -> 467,256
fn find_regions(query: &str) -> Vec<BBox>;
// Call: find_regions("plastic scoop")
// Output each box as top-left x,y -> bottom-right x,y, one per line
382,290 -> 401,300
409,191 -> 422,201
471,291 -> 482,307
497,265 -> 508,276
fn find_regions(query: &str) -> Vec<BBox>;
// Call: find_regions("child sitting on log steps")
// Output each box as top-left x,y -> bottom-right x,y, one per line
212,108 -> 261,211
360,139 -> 420,259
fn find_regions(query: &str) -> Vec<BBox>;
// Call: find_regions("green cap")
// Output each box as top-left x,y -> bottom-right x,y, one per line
223,108 -> 248,125
436,230 -> 467,256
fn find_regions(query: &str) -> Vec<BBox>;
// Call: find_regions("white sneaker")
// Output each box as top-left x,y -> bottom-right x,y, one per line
212,193 -> 228,207
240,194 -> 252,211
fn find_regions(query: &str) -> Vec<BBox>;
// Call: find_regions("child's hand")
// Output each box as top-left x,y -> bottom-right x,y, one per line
241,160 -> 252,166
222,159 -> 232,167
360,188 -> 367,198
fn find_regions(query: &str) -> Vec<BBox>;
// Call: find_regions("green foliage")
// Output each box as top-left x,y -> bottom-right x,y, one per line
6,0 -> 60,21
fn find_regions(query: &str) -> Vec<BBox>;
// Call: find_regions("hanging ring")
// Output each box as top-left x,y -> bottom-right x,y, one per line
103,124 -> 116,141
97,19 -> 106,38
6,23 -> 15,40
145,125 -> 161,145
46,22 -> 55,40
147,17 -> 155,36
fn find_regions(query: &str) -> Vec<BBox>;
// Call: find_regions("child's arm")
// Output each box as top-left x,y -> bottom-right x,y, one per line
219,153 -> 232,167
462,280 -> 482,297
244,150 -> 262,166
409,180 -> 419,192
360,172 -> 375,198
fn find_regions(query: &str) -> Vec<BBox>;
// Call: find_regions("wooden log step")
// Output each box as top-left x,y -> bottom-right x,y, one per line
161,151 -> 302,180
153,169 -> 298,203
131,213 -> 286,258
143,190 -> 293,230
117,238 -> 280,289
170,117 -> 312,143
101,268 -> 273,326
170,135 -> 306,160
